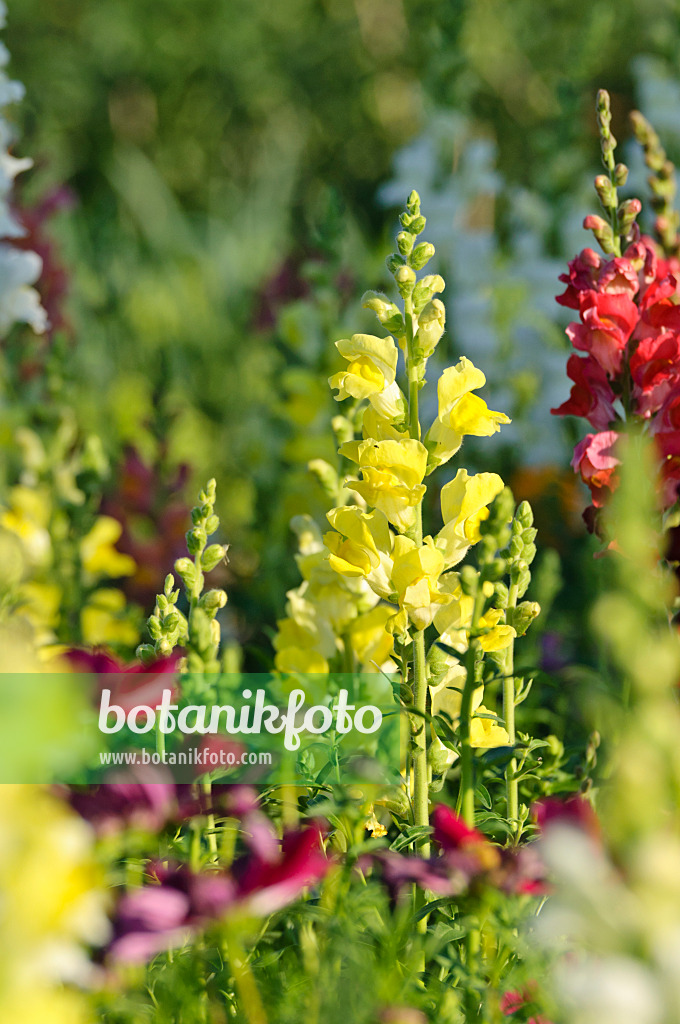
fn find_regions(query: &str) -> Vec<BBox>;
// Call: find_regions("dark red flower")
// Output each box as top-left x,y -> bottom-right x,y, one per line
65,648 -> 181,712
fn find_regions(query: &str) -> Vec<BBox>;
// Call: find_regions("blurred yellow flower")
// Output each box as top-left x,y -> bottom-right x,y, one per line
0,485 -> 52,567
81,588 -> 139,647
80,516 -> 135,578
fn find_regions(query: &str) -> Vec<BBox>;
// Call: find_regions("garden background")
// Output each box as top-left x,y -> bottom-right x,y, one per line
4,1 -> 680,1022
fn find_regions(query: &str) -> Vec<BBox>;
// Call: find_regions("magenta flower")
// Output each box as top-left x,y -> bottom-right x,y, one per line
65,648 -> 181,713
109,822 -> 330,963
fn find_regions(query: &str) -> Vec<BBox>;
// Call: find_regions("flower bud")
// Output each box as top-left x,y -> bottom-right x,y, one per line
148,615 -> 162,640
204,514 -> 219,536
583,214 -> 616,254
428,741 -> 456,775
202,543 -> 227,572
406,189 -> 421,215
415,298 -> 446,357
512,600 -> 540,637
394,264 -> 416,297
200,588 -> 228,612
594,174 -> 616,208
617,198 -> 642,234
409,241 -> 435,271
175,556 -> 197,588
614,162 -> 628,186
396,230 -> 414,256
186,527 -> 206,555
136,643 -> 157,665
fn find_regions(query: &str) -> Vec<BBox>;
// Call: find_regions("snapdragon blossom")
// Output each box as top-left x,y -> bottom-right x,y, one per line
552,235 -> 680,519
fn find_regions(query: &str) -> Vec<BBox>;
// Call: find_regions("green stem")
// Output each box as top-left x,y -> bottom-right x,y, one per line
201,780 -> 219,862
225,928 -> 269,1024
459,587 -> 484,829
503,582 -> 519,840
404,293 -> 430,957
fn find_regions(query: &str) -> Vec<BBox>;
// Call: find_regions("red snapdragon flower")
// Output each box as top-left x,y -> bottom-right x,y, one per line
570,432 -> 621,507
65,648 -> 181,712
109,820 -> 329,963
552,232 -> 680,522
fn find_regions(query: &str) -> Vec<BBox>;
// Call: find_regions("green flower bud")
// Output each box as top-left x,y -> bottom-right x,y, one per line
148,615 -> 162,640
523,542 -> 537,565
409,214 -> 426,235
157,638 -> 174,656
400,681 -> 413,704
200,588 -> 228,613
204,514 -> 219,536
617,198 -> 642,235
409,241 -> 435,271
406,189 -> 421,215
512,600 -> 541,637
202,543 -> 227,572
163,573 -> 176,597
494,581 -> 509,607
516,500 -> 533,529
186,527 -> 206,555
136,644 -> 157,665
594,174 -> 616,209
175,556 -> 197,588
396,230 -> 414,256
614,163 -> 628,186
394,264 -> 416,297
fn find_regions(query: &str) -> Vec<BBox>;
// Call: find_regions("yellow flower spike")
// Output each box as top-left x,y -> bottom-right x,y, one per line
349,438 -> 428,532
435,468 -> 505,568
470,708 -> 510,748
425,357 -> 510,470
390,535 -> 452,630
80,516 -> 136,578
329,334 -> 399,401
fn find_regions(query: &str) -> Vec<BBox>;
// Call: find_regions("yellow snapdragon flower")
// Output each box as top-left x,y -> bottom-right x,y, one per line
426,357 -> 510,469
329,333 -> 399,401
429,657 -> 509,769
390,535 -> 452,630
346,438 -> 428,532
433,575 -> 516,653
348,604 -> 395,671
435,468 -> 505,567
324,505 -> 395,599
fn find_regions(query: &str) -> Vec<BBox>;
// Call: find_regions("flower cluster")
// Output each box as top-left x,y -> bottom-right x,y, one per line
273,512 -> 396,675
552,91 -> 680,524
552,236 -> 680,513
